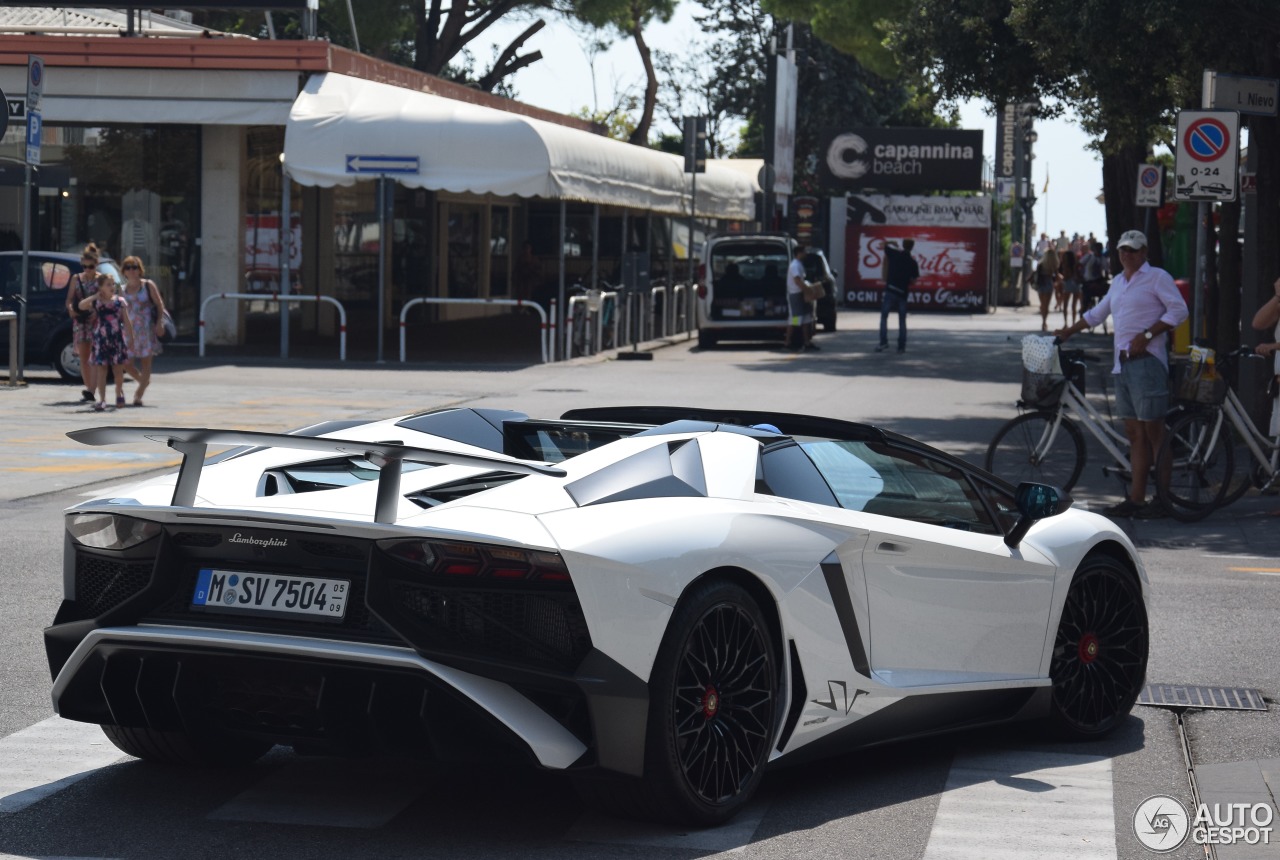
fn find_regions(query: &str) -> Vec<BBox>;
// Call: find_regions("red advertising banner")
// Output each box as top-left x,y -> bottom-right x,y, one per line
842,196 -> 990,312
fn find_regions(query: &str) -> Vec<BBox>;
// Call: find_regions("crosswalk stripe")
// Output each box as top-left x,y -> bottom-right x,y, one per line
922,749 -> 1116,859
0,717 -> 127,815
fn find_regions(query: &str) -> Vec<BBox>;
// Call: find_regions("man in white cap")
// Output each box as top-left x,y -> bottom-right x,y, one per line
1056,230 -> 1188,518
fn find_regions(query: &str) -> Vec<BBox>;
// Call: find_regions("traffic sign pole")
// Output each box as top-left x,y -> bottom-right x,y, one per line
17,55 -> 43,386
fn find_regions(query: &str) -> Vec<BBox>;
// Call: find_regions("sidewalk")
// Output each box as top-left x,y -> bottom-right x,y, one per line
2,304 -> 1275,556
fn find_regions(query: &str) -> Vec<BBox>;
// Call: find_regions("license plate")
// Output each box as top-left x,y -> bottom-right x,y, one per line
192,568 -> 349,621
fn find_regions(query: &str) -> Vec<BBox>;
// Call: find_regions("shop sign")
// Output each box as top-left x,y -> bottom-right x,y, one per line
820,128 -> 984,192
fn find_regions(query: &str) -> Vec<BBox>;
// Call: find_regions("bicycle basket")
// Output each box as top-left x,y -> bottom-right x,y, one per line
1172,357 -> 1227,405
1022,367 -> 1067,408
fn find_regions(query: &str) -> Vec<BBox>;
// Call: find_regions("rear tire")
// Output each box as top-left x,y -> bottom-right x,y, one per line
1156,409 -> 1233,521
101,724 -> 272,766
1047,556 -> 1148,739
575,578 -> 778,825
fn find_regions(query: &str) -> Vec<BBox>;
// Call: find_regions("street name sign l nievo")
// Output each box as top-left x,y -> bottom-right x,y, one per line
345,155 -> 419,174
1173,110 -> 1239,202
1209,72 -> 1279,117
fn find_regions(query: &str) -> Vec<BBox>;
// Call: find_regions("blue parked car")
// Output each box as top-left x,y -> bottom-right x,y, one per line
0,251 -> 122,381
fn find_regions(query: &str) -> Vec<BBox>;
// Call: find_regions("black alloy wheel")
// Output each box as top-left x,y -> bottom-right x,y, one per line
646,579 -> 778,825
1048,555 -> 1148,739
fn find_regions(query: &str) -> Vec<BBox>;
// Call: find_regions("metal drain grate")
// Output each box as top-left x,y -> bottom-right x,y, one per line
1138,684 -> 1268,711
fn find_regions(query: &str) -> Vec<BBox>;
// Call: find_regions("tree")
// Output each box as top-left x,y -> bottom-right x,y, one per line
191,1 -> 557,94
761,0 -> 907,77
571,0 -> 678,146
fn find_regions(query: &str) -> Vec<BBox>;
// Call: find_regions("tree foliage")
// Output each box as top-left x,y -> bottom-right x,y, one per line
570,0 -> 677,145
761,0 -> 905,78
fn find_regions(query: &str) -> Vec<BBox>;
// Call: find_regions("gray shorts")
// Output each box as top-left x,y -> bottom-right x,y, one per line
788,293 -> 811,325
1062,277 -> 1081,295
1114,354 -> 1170,421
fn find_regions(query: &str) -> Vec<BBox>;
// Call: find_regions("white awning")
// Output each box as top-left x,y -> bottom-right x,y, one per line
283,73 -> 754,220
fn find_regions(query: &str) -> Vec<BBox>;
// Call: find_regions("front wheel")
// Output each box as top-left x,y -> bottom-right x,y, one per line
986,411 -> 1086,491
53,333 -> 81,382
1048,555 -> 1148,738
1156,409 -> 1233,522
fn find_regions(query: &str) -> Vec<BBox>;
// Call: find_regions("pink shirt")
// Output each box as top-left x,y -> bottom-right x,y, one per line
1082,261 -> 1188,373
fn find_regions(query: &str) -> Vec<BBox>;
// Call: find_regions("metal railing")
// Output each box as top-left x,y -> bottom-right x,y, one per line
1,310 -> 17,386
400,297 -> 550,364
562,290 -> 620,360
199,293 -> 347,360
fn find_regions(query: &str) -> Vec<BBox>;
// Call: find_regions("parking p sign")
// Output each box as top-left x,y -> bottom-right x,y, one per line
1174,109 -> 1239,202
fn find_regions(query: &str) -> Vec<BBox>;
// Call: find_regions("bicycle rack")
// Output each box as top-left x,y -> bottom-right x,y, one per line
399,297 -> 549,364
199,292 -> 347,360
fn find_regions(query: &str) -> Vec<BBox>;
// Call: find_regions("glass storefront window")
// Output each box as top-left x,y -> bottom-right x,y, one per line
490,206 -> 511,296
0,124 -> 201,331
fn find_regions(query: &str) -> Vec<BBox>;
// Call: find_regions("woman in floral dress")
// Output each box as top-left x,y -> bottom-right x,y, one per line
78,273 -> 133,411
120,256 -> 167,406
62,243 -> 103,401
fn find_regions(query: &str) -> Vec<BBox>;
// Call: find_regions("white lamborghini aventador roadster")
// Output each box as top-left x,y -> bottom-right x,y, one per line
46,406 -> 1149,825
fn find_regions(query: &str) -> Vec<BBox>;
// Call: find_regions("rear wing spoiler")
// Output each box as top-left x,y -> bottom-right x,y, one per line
68,426 -> 566,524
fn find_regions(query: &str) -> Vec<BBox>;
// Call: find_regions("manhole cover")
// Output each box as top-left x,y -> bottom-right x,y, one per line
1138,684 -> 1267,711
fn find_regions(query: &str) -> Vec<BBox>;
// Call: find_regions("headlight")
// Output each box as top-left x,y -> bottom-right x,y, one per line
67,513 -> 162,550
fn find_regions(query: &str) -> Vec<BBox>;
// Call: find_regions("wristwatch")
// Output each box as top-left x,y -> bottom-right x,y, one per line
1143,329 -> 1154,340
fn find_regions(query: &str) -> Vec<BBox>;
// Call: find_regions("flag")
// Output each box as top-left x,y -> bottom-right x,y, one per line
1042,166 -> 1049,194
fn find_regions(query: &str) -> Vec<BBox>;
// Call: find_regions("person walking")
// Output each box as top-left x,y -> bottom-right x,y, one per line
1058,248 -> 1082,327
787,246 -> 818,352
877,239 -> 918,353
63,243 -> 103,402
1251,276 -> 1280,440
1080,240 -> 1108,321
1036,245 -> 1059,332
1055,230 -> 1188,518
120,256 -> 167,406
78,272 -> 134,412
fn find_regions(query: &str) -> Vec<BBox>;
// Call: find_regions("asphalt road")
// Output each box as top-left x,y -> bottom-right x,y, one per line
1,306 -> 1277,860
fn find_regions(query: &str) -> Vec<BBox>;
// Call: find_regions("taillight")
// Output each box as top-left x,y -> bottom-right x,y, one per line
67,513 -> 162,550
697,284 -> 707,298
697,262 -> 706,282
377,538 -> 570,584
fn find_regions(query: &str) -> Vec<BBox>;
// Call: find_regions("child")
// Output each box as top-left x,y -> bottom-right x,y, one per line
78,273 -> 133,411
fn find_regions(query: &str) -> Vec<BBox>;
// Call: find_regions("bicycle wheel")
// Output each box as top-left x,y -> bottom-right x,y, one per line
1156,409 -> 1233,522
986,411 -> 1086,491
1219,422 -> 1255,507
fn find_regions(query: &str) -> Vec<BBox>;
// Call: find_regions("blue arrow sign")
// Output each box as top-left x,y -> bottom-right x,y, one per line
345,155 -> 419,174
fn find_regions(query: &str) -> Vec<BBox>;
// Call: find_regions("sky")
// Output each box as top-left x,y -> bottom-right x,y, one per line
475,3 -> 1109,242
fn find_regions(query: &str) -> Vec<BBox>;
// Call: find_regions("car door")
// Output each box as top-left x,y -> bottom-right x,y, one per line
25,258 -> 74,357
798,439 -> 1056,683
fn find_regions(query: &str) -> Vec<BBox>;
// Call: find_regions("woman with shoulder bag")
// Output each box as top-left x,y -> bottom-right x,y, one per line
120,256 -> 168,407
64,243 -> 103,401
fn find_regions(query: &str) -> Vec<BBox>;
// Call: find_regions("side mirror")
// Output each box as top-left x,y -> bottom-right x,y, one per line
1004,482 -> 1072,548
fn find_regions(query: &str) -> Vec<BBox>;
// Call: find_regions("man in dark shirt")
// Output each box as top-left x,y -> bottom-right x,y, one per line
877,239 -> 919,353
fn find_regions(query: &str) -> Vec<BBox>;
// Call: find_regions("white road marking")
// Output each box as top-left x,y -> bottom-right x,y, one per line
0,717 -> 127,815
208,757 -> 423,828
922,748 -> 1116,859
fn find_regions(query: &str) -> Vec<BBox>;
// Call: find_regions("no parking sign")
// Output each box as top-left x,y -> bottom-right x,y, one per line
1135,164 -> 1164,207
1174,110 -> 1239,202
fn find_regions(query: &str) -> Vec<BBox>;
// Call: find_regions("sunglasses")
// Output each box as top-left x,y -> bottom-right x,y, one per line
123,264 -> 140,270
81,262 -> 97,268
